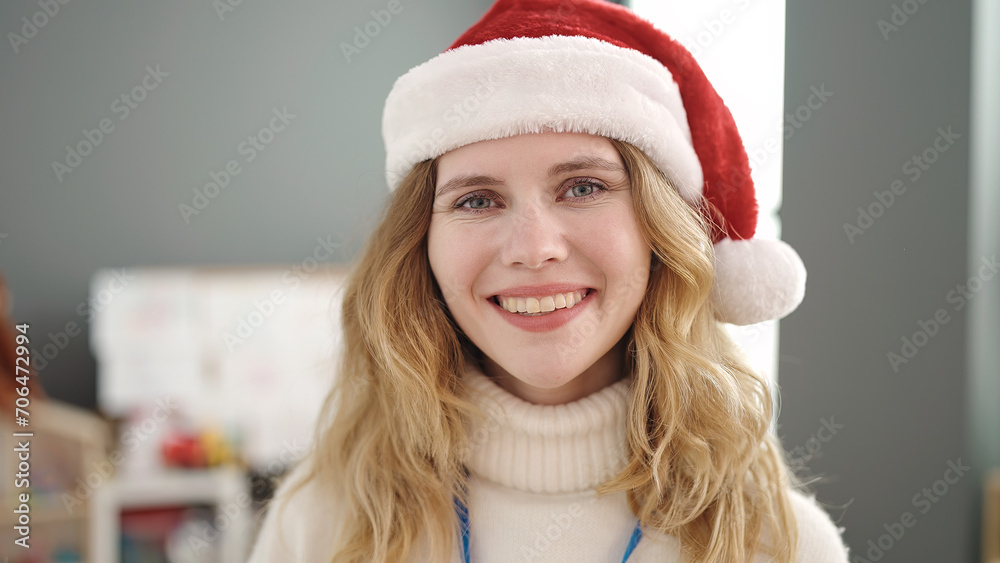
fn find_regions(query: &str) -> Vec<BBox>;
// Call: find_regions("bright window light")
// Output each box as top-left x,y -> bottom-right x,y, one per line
631,0 -> 788,383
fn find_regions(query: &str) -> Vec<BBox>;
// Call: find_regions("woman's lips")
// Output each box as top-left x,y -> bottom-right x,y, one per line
494,289 -> 589,315
488,289 -> 594,332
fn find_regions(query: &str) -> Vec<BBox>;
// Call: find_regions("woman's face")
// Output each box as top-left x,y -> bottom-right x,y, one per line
428,132 -> 650,405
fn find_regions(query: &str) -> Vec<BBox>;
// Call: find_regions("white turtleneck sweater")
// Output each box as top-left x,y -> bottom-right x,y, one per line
248,365 -> 851,562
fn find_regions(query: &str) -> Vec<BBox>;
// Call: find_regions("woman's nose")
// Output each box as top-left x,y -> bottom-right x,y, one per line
499,204 -> 569,269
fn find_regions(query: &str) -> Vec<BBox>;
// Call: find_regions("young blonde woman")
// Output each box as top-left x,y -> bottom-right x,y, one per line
248,0 -> 850,561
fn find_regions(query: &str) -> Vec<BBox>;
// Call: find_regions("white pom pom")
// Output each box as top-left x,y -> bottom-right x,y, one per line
711,238 -> 807,326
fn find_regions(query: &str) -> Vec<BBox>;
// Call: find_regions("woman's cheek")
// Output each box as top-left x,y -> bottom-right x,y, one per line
429,238 -> 472,305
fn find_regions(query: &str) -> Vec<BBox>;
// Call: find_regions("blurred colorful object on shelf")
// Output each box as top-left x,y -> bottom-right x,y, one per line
161,427 -> 237,469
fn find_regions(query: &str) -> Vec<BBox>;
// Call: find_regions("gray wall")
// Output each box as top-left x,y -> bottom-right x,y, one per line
779,1 -> 985,561
1,1 -> 993,561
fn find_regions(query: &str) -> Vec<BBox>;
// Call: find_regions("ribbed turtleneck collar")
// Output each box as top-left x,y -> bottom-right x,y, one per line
462,359 -> 631,495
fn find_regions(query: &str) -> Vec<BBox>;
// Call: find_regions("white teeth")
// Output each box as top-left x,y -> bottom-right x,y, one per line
505,299 -> 518,313
497,290 -> 588,316
526,297 -> 540,314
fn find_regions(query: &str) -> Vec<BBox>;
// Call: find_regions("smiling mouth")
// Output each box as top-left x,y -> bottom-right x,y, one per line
492,290 -> 591,316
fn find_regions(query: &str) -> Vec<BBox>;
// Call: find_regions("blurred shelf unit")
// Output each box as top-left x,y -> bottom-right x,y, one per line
1,400 -> 111,563
90,266 -> 349,471
90,467 -> 252,563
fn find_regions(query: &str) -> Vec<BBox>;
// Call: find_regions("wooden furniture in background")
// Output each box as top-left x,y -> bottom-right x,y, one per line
1,401 -> 110,562
985,468 -> 1000,563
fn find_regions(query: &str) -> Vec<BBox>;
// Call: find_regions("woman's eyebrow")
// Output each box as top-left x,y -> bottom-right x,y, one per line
435,156 -> 623,199
547,156 -> 625,177
435,174 -> 504,199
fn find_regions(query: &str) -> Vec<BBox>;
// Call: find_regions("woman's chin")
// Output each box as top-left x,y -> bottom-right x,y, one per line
481,358 -> 605,404
474,335 -> 631,404
487,356 -> 578,384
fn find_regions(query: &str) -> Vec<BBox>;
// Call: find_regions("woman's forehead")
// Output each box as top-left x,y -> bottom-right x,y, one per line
435,133 -> 621,183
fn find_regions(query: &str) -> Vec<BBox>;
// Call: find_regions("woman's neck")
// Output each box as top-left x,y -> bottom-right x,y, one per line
480,338 -> 628,405
462,356 -> 632,493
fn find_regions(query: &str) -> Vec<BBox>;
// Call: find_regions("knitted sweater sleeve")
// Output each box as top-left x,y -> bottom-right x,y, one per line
246,462 -> 340,563
788,488 -> 851,562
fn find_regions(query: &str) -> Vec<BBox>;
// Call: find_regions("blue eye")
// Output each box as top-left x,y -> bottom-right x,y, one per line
455,191 -> 499,214
562,179 -> 607,200
465,197 -> 492,209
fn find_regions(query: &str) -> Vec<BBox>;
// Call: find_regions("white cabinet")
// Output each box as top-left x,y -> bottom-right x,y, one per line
90,468 -> 252,563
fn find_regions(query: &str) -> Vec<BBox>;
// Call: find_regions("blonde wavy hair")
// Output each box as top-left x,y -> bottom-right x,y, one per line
279,138 -> 800,562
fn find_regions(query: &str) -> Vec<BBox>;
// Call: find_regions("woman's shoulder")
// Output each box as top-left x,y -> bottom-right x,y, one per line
247,458 -> 342,562
785,487 -> 851,563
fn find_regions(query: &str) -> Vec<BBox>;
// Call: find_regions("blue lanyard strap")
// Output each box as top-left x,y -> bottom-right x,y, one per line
455,497 -> 642,562
455,496 -> 472,561
622,521 -> 643,560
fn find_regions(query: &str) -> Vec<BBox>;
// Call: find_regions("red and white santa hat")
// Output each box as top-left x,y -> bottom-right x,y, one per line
382,0 -> 806,326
